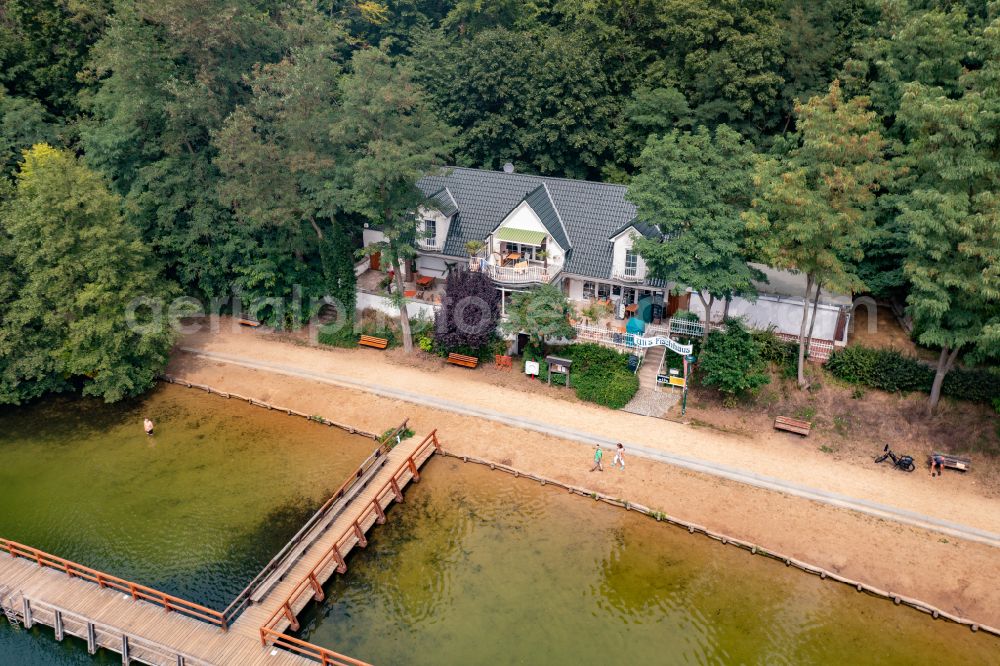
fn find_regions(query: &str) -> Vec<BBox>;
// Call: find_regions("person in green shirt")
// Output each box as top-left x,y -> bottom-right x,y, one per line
590,444 -> 604,472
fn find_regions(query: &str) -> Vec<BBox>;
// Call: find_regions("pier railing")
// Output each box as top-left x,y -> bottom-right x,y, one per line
0,538 -> 228,630
259,430 -> 442,647
222,420 -> 409,625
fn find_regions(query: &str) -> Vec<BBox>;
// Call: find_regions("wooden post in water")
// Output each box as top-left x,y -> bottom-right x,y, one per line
87,622 -> 97,654
22,598 -> 32,628
308,574 -> 325,602
407,458 -> 420,482
372,499 -> 386,525
352,522 -> 367,548
390,478 -> 404,503
331,545 -> 347,575
54,609 -> 63,641
121,634 -> 130,664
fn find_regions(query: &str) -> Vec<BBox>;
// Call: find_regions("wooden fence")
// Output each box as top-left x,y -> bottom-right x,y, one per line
0,538 -> 228,630
259,431 -> 442,648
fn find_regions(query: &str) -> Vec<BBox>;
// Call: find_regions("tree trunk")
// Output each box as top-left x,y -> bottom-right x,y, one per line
928,346 -> 961,414
723,296 -> 732,321
796,273 -> 814,389
697,292 -> 715,344
804,280 -> 822,359
389,253 -> 413,353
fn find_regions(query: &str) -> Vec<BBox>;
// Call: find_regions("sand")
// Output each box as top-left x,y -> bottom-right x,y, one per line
165,320 -> 1000,629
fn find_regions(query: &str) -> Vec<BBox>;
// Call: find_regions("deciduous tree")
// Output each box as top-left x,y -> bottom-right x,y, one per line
745,81 -> 888,387
628,125 -> 761,342
502,284 -> 576,352
332,47 -> 454,352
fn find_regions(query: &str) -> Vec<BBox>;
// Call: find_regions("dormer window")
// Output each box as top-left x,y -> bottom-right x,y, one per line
624,249 -> 638,277
423,218 -> 436,241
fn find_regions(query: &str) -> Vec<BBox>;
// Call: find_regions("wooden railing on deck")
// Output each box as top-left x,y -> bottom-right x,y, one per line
260,430 -> 441,648
221,421 -> 408,625
264,632 -> 373,666
0,538 -> 228,630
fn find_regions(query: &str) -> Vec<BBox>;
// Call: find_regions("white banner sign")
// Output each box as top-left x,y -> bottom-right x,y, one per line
628,335 -> 693,356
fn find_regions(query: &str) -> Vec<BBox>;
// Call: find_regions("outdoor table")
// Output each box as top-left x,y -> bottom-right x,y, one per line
625,303 -> 638,316
416,275 -> 435,290
503,252 -> 522,265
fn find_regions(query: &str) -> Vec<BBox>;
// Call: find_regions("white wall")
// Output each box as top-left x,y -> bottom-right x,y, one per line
417,206 -> 451,248
362,228 -> 386,247
610,229 -> 647,277
688,292 -> 842,340
566,277 -> 585,301
357,291 -> 438,321
415,255 -> 449,278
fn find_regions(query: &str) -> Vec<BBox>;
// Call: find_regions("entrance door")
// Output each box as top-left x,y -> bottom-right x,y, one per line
370,251 -> 381,271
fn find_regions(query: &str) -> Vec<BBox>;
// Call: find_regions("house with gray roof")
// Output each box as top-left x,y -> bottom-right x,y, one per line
360,165 -> 852,347
366,166 -> 678,318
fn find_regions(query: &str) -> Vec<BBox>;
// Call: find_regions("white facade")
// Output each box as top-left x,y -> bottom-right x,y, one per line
417,205 -> 451,251
609,228 -> 648,282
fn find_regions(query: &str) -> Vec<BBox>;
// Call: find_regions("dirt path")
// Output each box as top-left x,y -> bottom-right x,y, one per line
163,322 -> 1000,629
175,322 -> 1000,535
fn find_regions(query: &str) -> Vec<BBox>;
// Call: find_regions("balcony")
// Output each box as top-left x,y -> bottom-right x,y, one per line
416,238 -> 443,251
485,262 -> 556,285
612,266 -> 647,283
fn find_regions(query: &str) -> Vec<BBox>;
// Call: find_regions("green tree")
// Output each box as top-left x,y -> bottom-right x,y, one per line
332,47 -> 454,352
413,26 -> 614,177
0,144 -> 174,404
745,81 -> 888,387
699,318 -> 770,399
502,284 -> 576,352
0,86 -> 59,174
628,125 -> 761,342
215,23 -> 359,316
896,23 -> 1000,413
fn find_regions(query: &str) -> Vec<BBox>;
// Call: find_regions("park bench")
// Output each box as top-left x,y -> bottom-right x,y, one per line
447,353 -> 479,369
237,317 -> 261,327
359,335 -> 389,350
929,452 -> 972,473
774,416 -> 811,437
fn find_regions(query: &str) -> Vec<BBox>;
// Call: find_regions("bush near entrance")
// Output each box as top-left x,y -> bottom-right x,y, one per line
525,343 -> 639,409
698,320 -> 770,398
826,345 -> 1000,404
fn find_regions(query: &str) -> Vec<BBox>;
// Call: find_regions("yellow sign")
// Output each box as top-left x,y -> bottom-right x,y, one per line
668,376 -> 686,388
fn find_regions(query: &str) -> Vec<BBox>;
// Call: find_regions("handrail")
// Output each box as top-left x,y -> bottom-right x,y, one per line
221,424 -> 407,624
261,630 -> 373,666
611,267 -> 647,283
485,263 -> 557,284
0,538 -> 227,630
260,431 -> 441,647
22,596 -> 213,666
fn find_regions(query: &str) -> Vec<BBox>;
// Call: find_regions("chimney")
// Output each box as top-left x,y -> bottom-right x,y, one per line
502,162 -> 515,174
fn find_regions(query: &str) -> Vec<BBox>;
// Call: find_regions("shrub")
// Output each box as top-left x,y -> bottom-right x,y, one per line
826,345 -> 1000,404
561,343 -> 640,409
994,398 -> 1000,415
673,309 -> 700,322
699,320 -> 770,397
417,336 -> 434,353
434,268 -> 501,352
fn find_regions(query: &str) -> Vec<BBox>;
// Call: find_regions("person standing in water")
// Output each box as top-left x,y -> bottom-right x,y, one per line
590,444 -> 604,472
612,443 -> 625,471
143,417 -> 154,436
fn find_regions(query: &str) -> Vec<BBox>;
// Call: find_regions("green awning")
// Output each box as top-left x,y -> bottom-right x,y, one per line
495,228 -> 547,245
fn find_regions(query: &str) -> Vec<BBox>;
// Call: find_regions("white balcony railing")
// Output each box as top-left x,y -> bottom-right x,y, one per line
612,266 -> 647,283
416,238 -> 443,251
485,262 -> 556,284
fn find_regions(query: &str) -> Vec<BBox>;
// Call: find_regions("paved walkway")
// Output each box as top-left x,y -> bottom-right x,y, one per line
179,347 -> 1000,549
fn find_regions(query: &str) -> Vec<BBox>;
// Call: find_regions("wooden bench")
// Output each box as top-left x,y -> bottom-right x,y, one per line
359,335 -> 389,349
774,416 -> 811,436
447,353 -> 479,369
929,452 -> 972,473
237,317 -> 261,327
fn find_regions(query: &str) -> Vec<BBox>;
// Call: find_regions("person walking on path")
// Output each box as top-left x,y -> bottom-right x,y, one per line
612,443 -> 625,471
590,444 -> 604,472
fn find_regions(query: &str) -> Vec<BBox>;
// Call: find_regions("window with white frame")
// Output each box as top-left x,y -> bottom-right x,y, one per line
582,281 -> 596,299
598,283 -> 611,299
624,249 -> 638,276
423,219 -> 437,244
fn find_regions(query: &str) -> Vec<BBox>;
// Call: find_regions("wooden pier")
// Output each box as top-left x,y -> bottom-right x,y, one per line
0,431 -> 441,665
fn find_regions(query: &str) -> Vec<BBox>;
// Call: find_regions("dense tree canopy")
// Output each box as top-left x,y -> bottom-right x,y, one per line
0,145 -> 175,404
0,0 -> 997,404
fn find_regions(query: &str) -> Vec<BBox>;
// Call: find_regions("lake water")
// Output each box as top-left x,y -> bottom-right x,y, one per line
297,458 -> 998,666
0,383 -> 377,664
1,390 -> 996,665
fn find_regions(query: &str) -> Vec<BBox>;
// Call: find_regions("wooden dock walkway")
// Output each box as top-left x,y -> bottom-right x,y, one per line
0,432 -> 441,665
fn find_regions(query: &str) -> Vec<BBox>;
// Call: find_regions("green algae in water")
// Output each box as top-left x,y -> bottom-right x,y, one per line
297,458 -> 999,665
0,382 -> 377,664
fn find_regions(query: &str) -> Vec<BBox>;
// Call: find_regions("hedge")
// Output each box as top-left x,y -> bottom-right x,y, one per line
524,342 -> 639,409
826,345 -> 1000,404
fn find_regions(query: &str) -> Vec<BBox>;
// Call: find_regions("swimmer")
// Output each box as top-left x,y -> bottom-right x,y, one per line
143,417 -> 154,436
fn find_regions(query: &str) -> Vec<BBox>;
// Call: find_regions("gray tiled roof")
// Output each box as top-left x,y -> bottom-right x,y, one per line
418,167 -> 641,281
427,187 -> 459,217
608,218 -> 659,241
